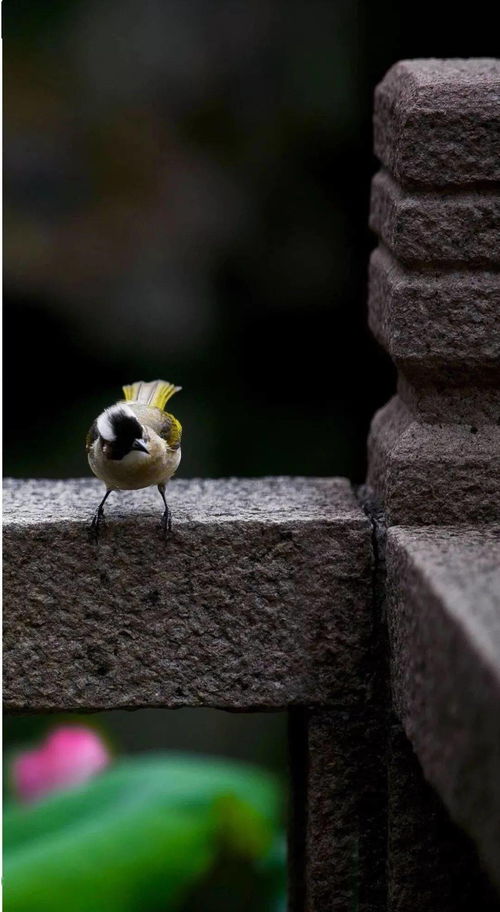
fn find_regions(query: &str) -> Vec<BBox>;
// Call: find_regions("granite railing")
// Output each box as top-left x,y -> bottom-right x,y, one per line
366,57 -> 500,911
3,477 -> 382,911
3,59 -> 500,911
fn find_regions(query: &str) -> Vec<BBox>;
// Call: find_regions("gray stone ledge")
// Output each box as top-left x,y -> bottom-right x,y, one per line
369,247 -> 500,389
370,171 -> 500,267
374,59 -> 500,187
386,525 -> 500,891
3,476 -> 365,527
367,397 -> 500,525
3,477 -> 374,712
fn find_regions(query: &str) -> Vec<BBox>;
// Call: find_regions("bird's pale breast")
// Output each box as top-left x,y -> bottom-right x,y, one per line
88,432 -> 180,490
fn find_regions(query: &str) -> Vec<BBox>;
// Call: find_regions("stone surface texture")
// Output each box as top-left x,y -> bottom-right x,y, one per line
3,477 -> 374,712
387,719 -> 500,911
368,59 -> 500,905
367,397 -> 500,526
370,171 -> 500,267
305,708 -> 386,912
368,58 -> 500,525
374,59 -> 500,187
369,248 -> 500,391
386,526 -> 500,892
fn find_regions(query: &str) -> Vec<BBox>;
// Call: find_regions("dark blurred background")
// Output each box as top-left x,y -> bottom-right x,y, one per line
3,0 -> 496,864
4,0 -> 495,484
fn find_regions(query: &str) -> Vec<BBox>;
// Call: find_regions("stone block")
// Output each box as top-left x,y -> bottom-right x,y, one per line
395,377 -> 500,425
370,171 -> 500,267
387,719 -> 500,910
3,477 -> 374,712
369,60 -> 500,526
374,59 -> 500,187
367,397 -> 500,525
369,246 -> 500,388
386,525 -> 500,892
305,708 -> 386,912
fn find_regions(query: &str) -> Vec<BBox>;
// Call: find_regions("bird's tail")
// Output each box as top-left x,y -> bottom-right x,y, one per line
122,379 -> 182,411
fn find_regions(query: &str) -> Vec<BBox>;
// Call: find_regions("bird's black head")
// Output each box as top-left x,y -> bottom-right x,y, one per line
97,405 -> 148,460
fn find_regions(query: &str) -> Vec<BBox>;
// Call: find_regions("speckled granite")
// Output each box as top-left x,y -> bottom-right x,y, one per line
3,476 -> 374,712
387,717 -> 500,911
368,59 -> 500,525
367,397 -> 500,525
370,171 -> 500,267
387,525 -> 500,892
374,59 -> 500,187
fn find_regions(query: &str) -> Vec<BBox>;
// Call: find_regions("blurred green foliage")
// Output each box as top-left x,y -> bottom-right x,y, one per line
4,753 -> 285,912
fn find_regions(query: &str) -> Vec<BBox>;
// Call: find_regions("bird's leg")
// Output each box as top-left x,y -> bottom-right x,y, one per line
158,483 -> 172,539
89,489 -> 112,542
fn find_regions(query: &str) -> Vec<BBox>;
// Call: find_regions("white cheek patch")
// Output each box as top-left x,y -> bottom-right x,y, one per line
97,411 -> 115,441
97,404 -> 136,441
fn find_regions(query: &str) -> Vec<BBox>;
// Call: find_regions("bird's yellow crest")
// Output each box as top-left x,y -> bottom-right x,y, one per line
122,379 -> 182,411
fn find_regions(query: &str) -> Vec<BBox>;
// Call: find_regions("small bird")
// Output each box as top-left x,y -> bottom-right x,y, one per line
86,379 -> 182,540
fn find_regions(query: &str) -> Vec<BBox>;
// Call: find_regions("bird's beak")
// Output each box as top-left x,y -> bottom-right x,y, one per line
132,438 -> 149,454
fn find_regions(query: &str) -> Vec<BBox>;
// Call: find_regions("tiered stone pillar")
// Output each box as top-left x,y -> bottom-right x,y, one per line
367,59 -> 500,525
367,58 -> 500,909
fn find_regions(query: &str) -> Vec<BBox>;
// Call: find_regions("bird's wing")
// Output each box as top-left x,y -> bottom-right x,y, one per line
86,420 -> 98,451
158,412 -> 182,450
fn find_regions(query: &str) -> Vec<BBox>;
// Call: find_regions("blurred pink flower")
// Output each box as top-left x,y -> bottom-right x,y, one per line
12,726 -> 111,803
